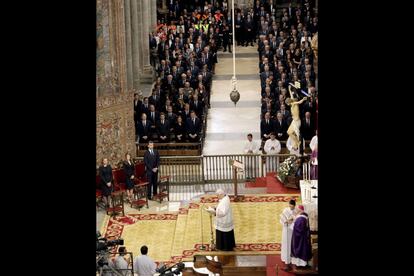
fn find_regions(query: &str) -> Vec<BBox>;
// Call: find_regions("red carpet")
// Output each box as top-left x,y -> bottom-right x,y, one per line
245,176 -> 267,188
266,255 -> 295,276
266,172 -> 300,194
245,172 -> 300,195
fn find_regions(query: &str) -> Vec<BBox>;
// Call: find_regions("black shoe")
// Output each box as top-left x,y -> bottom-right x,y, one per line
223,50 -> 227,52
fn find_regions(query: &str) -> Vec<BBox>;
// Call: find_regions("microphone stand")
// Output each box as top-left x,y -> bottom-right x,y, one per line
209,211 -> 215,251
200,202 -> 206,250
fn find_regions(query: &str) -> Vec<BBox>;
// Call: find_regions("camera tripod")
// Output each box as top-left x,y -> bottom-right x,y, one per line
96,251 -> 131,276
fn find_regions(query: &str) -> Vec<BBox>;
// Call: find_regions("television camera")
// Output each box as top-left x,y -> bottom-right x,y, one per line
96,231 -> 125,276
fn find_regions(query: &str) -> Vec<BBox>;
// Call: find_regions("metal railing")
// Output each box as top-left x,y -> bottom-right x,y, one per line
134,153 -> 296,185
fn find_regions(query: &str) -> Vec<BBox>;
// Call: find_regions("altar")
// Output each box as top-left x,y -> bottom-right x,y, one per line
299,180 -> 318,231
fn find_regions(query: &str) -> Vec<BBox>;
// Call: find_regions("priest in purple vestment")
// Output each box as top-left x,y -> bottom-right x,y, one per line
291,205 -> 312,267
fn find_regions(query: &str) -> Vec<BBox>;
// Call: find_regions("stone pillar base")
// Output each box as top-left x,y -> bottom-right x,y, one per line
139,65 -> 153,84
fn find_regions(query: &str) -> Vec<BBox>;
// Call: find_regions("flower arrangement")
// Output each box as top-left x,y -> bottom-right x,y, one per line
277,156 -> 298,183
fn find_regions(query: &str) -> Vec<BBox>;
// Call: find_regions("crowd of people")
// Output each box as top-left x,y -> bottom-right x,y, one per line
254,0 -> 318,154
134,0 -> 241,145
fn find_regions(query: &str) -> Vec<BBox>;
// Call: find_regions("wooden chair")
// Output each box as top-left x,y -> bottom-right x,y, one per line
112,169 -> 127,192
106,191 -> 125,217
134,162 -> 146,183
153,175 -> 170,203
131,182 -> 149,210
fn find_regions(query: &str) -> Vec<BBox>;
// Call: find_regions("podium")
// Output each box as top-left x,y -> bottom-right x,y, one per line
229,159 -> 244,202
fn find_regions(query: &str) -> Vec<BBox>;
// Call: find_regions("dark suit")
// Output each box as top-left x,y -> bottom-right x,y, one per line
99,165 -> 113,196
260,119 -> 274,140
181,110 -> 191,121
148,111 -> 160,126
123,161 -> 135,190
190,100 -> 204,118
137,120 -> 152,143
274,119 -> 288,141
144,149 -> 160,198
186,117 -> 201,142
174,122 -> 187,142
300,118 -> 315,140
133,99 -> 141,123
157,120 -> 171,142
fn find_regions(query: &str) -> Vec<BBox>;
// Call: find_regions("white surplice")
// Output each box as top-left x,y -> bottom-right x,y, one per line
279,207 -> 298,264
244,140 -> 260,178
215,195 -> 234,232
310,135 -> 318,152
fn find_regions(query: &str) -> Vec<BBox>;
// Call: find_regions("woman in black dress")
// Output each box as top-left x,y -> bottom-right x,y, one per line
123,153 -> 135,202
99,158 -> 113,207
174,115 -> 187,142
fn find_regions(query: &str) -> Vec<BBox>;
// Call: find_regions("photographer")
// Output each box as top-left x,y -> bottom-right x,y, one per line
114,246 -> 131,276
133,245 -> 156,276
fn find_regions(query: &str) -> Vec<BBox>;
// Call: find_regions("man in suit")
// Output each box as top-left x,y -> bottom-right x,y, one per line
260,65 -> 273,86
166,105 -> 177,130
148,105 -> 159,140
143,141 -> 160,200
260,112 -> 274,141
157,113 -> 171,143
186,111 -> 201,142
300,112 -> 315,141
148,88 -> 162,110
181,103 -> 191,121
137,113 -> 152,144
274,112 -> 288,141
190,94 -> 204,118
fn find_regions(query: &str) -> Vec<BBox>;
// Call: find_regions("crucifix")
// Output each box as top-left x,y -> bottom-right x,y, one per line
230,159 -> 244,202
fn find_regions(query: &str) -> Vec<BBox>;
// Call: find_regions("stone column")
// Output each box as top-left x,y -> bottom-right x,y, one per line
112,0 -> 127,93
124,0 -> 134,90
138,0 -> 153,83
151,0 -> 157,30
130,0 -> 141,88
142,0 -> 153,74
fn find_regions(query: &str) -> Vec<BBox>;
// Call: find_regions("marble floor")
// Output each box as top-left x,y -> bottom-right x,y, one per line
203,45 -> 261,155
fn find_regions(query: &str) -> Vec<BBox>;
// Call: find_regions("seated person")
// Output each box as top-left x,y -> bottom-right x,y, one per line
186,111 -> 201,142
137,113 -> 152,144
174,115 -> 187,142
157,113 -> 171,143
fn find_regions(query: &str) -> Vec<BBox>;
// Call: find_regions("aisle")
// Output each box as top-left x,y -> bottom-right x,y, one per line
203,46 -> 261,155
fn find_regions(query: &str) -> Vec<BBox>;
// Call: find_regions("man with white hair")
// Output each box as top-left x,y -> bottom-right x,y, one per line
210,189 -> 236,251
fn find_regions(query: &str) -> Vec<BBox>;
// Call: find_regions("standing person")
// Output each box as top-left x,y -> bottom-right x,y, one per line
143,141 -> 160,200
291,205 -> 313,268
280,199 -> 299,272
243,133 -> 260,179
310,144 -> 318,180
114,246 -> 132,275
264,133 -> 281,172
99,158 -> 113,208
123,153 -> 135,203
133,245 -> 157,276
209,189 -> 236,251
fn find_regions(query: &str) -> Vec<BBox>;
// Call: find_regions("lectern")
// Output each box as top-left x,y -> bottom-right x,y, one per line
229,159 -> 244,202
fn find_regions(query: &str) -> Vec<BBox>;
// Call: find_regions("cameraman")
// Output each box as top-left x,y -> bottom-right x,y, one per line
133,245 -> 156,276
114,246 -> 131,275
